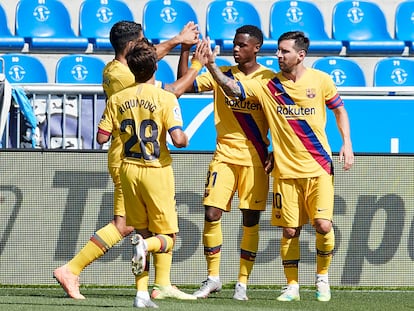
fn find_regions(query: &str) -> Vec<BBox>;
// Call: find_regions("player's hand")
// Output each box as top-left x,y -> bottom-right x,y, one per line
264,152 -> 274,174
177,21 -> 199,45
191,38 -> 209,66
206,37 -> 219,66
339,144 -> 354,170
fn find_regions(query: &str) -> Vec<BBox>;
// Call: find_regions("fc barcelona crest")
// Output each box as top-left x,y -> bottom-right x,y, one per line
306,88 -> 316,98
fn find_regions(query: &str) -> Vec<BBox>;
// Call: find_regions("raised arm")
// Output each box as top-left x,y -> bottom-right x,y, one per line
155,21 -> 199,60
205,44 -> 243,98
165,39 -> 209,97
177,42 -> 192,79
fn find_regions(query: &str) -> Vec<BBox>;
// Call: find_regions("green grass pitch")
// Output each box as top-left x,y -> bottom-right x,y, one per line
1,285 -> 414,310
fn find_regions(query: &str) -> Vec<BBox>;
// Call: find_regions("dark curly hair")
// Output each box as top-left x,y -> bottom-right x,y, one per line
109,21 -> 142,53
235,25 -> 264,47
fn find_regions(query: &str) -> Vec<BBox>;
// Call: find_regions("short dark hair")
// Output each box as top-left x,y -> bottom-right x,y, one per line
109,21 -> 142,53
235,25 -> 264,47
126,38 -> 157,83
278,31 -> 310,53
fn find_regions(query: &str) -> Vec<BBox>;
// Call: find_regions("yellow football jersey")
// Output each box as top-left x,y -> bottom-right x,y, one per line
194,65 -> 271,167
102,60 -> 135,168
98,83 -> 184,167
102,60 -> 135,98
102,60 -> 163,168
239,68 -> 343,178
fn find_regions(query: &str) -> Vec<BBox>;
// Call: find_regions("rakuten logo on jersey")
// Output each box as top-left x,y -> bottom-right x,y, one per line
224,97 -> 263,111
276,106 -> 315,117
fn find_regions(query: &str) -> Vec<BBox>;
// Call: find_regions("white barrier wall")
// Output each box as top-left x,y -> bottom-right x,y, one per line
0,151 -> 413,287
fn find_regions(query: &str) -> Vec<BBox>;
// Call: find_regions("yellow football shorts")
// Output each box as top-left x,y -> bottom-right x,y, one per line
271,174 -> 334,228
108,166 -> 125,217
120,162 -> 179,234
203,159 -> 269,212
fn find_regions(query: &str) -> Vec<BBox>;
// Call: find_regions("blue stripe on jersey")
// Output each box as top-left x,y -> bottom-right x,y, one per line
223,69 -> 268,167
168,125 -> 182,134
237,81 -> 246,100
193,79 -> 200,93
326,93 -> 343,110
233,111 -> 268,167
267,77 -> 333,174
267,77 -> 295,105
223,69 -> 233,77
288,119 -> 333,174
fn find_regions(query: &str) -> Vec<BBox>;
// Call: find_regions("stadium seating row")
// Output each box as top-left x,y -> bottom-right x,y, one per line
257,55 -> 414,87
0,53 -> 176,84
0,0 -> 414,56
1,52 -> 413,87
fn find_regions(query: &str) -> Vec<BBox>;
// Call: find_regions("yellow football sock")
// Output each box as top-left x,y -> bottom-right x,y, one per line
153,251 -> 173,286
146,234 -> 174,253
280,236 -> 300,285
68,223 -> 122,275
135,268 -> 150,292
203,220 -> 222,277
316,229 -> 335,275
238,224 -> 259,284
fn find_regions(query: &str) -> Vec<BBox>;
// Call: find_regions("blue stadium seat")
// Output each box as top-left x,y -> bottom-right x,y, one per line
257,56 -> 279,72
79,0 -> 134,51
395,1 -> 414,54
142,0 -> 198,47
15,0 -> 89,51
0,4 -> 25,50
373,57 -> 414,87
0,53 -> 48,83
312,56 -> 366,87
268,0 -> 342,55
332,1 -> 405,55
55,54 -> 105,84
155,59 -> 175,84
206,0 -> 262,53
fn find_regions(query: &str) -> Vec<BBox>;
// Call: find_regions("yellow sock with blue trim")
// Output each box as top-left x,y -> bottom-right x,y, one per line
203,220 -> 222,277
68,223 -> 122,275
238,224 -> 259,284
280,236 -> 300,285
146,234 -> 174,253
316,230 -> 334,275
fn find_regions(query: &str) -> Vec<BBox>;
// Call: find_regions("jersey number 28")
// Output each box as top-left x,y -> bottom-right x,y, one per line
120,118 -> 160,160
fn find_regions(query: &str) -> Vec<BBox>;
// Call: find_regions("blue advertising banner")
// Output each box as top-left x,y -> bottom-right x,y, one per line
170,95 -> 216,151
327,96 -> 412,153
4,86 -> 413,153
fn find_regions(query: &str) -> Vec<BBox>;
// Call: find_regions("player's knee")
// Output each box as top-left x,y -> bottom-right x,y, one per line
136,228 -> 152,239
242,210 -> 261,227
314,219 -> 332,235
204,205 -> 222,222
167,233 -> 177,244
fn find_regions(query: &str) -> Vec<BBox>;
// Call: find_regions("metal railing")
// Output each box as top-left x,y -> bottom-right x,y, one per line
1,84 -> 414,151
1,84 -> 106,149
